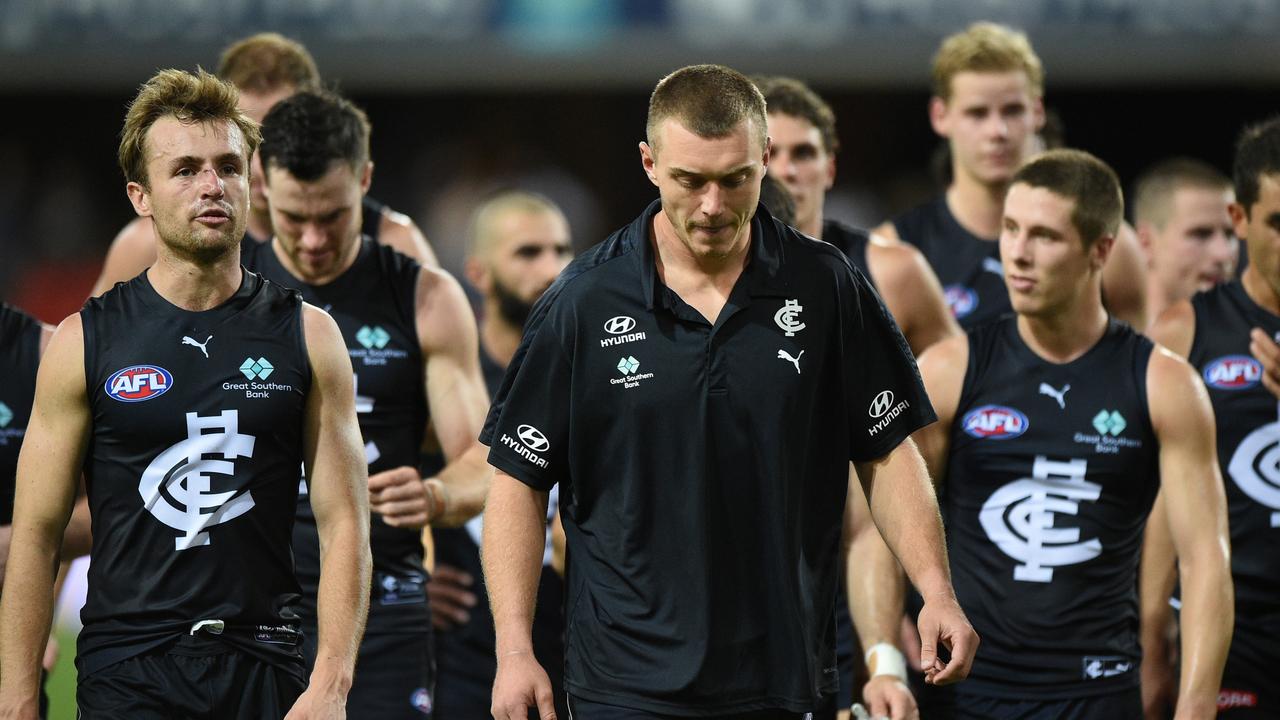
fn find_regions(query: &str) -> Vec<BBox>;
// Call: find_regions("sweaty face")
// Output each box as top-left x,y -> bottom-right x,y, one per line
642,117 -> 768,262
1000,183 -> 1100,318
934,71 -> 1043,188
133,116 -> 249,261
485,209 -> 573,324
1148,186 -> 1238,301
765,112 -> 833,232
1235,174 -> 1280,299
266,161 -> 367,284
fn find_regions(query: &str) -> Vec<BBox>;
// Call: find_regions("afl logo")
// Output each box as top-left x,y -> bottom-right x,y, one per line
963,405 -> 1029,440
106,365 -> 173,403
1203,355 -> 1262,390
604,316 -> 636,335
944,285 -> 978,319
869,390 -> 895,418
517,424 -> 550,452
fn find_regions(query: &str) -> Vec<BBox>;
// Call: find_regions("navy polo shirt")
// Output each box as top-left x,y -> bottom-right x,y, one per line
481,200 -> 935,716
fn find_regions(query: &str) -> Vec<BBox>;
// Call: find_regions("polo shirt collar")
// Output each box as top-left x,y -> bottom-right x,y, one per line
632,199 -> 789,312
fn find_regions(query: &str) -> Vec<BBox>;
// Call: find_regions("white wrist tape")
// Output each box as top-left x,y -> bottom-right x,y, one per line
864,642 -> 908,681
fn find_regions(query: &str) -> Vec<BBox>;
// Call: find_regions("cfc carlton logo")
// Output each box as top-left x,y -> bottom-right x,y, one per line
106,365 -> 173,403
963,405 -> 1029,440
1203,355 -> 1262,390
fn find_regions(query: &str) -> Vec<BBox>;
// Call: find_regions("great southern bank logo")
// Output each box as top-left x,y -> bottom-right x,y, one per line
239,357 -> 275,381
106,365 -> 173,403
356,326 -> 390,350
963,405 -> 1029,440
1203,355 -> 1262,390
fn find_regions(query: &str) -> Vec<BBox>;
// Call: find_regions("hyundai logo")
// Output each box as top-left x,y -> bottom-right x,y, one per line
517,424 -> 550,452
869,390 -> 895,418
604,316 -> 636,335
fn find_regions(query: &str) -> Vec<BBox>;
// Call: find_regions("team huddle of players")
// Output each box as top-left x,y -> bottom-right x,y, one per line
0,19 -> 1274,720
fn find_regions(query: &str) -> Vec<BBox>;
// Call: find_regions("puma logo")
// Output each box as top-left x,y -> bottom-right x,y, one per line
182,335 -> 213,359
777,349 -> 804,375
1039,382 -> 1069,409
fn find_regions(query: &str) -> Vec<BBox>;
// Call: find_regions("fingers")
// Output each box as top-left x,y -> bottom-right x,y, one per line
427,576 -> 478,626
928,625 -> 978,685
888,686 -> 918,720
367,466 -> 420,492
535,682 -> 559,720
1250,329 -> 1280,399
369,477 -> 427,504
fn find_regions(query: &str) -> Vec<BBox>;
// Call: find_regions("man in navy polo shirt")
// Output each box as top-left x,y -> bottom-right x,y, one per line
482,64 -> 977,720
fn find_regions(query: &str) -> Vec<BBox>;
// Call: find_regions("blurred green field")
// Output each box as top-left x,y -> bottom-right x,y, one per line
46,625 -> 77,720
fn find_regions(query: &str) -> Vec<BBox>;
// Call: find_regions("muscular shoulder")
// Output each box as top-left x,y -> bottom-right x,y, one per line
916,331 -> 969,419
415,265 -> 479,356
1145,300 -> 1196,359
865,239 -> 929,289
1147,343 -> 1212,436
39,314 -> 87,400
870,220 -> 900,242
92,217 -> 157,296
377,209 -> 439,267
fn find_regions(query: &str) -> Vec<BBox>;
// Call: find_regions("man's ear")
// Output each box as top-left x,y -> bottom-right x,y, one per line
640,141 -> 659,187
126,181 -> 152,218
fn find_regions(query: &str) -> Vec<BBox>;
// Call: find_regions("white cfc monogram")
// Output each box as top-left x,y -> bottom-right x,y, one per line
1228,421 -> 1280,527
139,410 -> 257,551
979,456 -> 1102,582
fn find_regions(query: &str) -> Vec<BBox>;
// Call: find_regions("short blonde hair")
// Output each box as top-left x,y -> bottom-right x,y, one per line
218,32 -> 320,93
118,68 -> 262,188
932,22 -> 1044,101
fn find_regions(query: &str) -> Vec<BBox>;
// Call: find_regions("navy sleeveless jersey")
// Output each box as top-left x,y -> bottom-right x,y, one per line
0,304 -> 42,525
244,195 -> 385,245
893,195 -> 1008,328
77,271 -> 310,677
944,318 -> 1158,698
822,219 -> 873,287
1187,281 -> 1280,680
242,236 -> 429,634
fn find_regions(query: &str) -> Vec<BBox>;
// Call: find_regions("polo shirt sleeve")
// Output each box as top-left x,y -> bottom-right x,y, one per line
480,302 -> 571,492
842,265 -> 937,463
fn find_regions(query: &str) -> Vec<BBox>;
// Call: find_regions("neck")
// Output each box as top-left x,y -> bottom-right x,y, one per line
1143,278 -> 1178,331
148,242 -> 243,311
247,207 -> 272,241
798,204 -> 823,239
480,306 -> 523,368
271,236 -> 362,287
1242,264 -> 1280,316
652,210 -> 750,290
947,171 -> 1008,241
1016,289 -> 1110,363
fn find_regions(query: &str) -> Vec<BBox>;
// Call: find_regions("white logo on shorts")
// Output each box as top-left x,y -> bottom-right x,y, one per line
139,410 -> 256,551
979,456 -> 1102,582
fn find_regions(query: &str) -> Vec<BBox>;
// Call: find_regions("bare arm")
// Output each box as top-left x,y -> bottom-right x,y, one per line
293,305 -> 371,712
91,218 -> 158,297
844,467 -> 915,718
368,267 -> 491,529
483,470 -> 558,720
378,210 -> 440,268
0,316 -> 89,714
1139,300 -> 1196,718
1102,222 -> 1148,330
867,240 -> 960,356
1148,347 -> 1232,720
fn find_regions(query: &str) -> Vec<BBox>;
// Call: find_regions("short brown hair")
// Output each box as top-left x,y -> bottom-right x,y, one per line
1011,149 -> 1122,246
754,75 -> 839,155
647,64 -> 767,153
119,68 -> 262,188
468,190 -> 567,259
218,33 -> 320,93
932,22 -> 1044,102
1133,157 -> 1231,228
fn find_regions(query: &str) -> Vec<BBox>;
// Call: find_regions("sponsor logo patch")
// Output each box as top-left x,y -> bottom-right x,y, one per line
600,316 -> 646,347
106,365 -> 173,403
962,405 -> 1029,440
1203,355 -> 1262,390
944,285 -> 978,319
